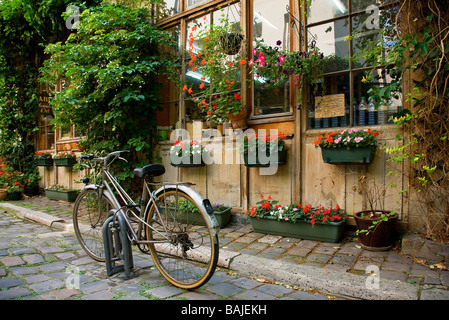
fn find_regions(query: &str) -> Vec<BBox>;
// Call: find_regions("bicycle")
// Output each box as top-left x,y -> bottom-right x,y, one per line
73,150 -> 220,289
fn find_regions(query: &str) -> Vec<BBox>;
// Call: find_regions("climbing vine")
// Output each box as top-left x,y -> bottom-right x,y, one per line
359,0 -> 449,242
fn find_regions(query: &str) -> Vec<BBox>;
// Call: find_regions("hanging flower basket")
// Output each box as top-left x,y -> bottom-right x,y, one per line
219,32 -> 243,55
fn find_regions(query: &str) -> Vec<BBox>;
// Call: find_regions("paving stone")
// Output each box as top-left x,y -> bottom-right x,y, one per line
255,283 -> 293,297
206,282 -> 244,298
113,283 -> 146,294
9,266 -> 40,276
0,287 -> 32,300
145,285 -> 184,299
80,281 -> 111,294
10,248 -> 37,255
306,253 -> 331,264
287,246 -> 312,257
258,235 -> 282,244
378,270 -> 408,282
39,288 -> 81,300
30,279 -> 65,293
257,247 -> 285,259
25,274 -> 52,284
287,290 -> 330,300
38,261 -> 68,273
235,235 -> 257,244
39,246 -> 65,254
382,261 -> 411,273
331,254 -> 357,266
228,278 -> 261,290
83,290 -> 117,300
23,254 -> 45,265
314,245 -> 339,255
0,277 -> 26,289
420,287 -> 449,300
0,256 -> 25,267
232,290 -> 275,300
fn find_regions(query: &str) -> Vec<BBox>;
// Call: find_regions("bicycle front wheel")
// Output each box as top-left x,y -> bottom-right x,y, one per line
145,189 -> 219,290
73,189 -> 114,262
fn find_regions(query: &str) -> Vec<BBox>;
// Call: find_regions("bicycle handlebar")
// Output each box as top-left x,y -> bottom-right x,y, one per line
80,150 -> 130,168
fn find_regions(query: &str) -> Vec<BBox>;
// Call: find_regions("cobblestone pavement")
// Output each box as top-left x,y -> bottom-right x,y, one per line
0,197 -> 340,302
2,195 -> 449,301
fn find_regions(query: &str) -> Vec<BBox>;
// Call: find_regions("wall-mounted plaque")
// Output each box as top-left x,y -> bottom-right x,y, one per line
314,94 -> 345,119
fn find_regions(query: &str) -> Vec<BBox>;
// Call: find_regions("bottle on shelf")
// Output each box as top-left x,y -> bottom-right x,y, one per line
358,97 -> 368,126
387,97 -> 398,124
378,98 -> 387,125
367,96 -> 376,125
352,98 -> 357,126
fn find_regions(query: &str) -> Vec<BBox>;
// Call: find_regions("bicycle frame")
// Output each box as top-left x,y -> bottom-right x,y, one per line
81,151 -> 219,249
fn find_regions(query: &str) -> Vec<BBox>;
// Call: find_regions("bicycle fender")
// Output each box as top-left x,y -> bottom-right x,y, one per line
152,185 -> 220,239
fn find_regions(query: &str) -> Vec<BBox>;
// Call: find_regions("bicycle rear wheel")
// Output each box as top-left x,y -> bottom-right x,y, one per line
145,189 -> 219,290
73,189 -> 114,261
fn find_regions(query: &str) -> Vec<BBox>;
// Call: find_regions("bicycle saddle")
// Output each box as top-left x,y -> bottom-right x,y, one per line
133,164 -> 165,178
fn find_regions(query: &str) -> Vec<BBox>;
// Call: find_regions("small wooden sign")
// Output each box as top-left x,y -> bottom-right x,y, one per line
314,94 -> 345,118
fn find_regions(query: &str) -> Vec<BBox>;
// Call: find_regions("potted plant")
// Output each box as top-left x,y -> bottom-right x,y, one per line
212,203 -> 232,228
313,128 -> 380,164
0,164 -> 7,200
246,194 -> 346,243
182,10 -> 247,129
169,139 -> 208,167
352,175 -> 398,251
241,132 -> 287,167
24,169 -> 41,196
53,151 -> 77,166
45,184 -> 79,202
6,182 -> 22,201
35,151 -> 53,166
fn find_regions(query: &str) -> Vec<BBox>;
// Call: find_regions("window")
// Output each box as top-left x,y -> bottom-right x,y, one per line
37,89 -> 55,151
306,0 -> 401,129
250,0 -> 291,118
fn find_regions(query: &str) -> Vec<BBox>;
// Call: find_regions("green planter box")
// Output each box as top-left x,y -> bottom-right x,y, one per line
321,146 -> 375,164
45,189 -> 79,202
213,206 -> 232,228
250,216 -> 345,243
159,205 -> 231,228
36,159 -> 53,166
54,158 -> 77,166
7,191 -> 22,201
243,149 -> 287,167
170,156 -> 205,167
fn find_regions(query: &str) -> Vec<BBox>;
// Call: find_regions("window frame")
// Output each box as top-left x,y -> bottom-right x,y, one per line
304,0 -> 401,130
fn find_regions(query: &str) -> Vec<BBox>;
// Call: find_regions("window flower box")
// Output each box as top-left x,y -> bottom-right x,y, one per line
53,152 -> 77,166
314,128 -> 379,164
321,146 -> 376,164
35,152 -> 53,166
170,140 -> 207,167
242,132 -> 288,168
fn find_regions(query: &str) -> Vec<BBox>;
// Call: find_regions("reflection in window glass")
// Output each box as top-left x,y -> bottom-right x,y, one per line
352,13 -> 380,68
252,0 -> 290,117
307,20 -> 350,73
307,0 -> 348,24
157,0 -> 180,20
351,0 -> 380,13
186,0 -> 209,9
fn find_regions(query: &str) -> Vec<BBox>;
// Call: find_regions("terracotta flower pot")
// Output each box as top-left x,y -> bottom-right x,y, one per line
228,110 -> 247,130
0,188 -> 7,201
354,210 -> 398,251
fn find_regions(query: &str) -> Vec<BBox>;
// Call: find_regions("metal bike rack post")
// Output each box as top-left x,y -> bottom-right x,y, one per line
103,211 -> 133,278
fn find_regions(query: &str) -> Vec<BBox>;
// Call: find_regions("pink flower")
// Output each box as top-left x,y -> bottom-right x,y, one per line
278,55 -> 285,63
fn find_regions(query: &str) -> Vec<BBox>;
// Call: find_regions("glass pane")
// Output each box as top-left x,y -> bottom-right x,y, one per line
308,19 -> 350,73
353,68 -> 401,126
352,13 -> 381,68
308,73 -> 350,129
157,0 -> 180,20
186,0 -> 209,10
307,0 -> 348,25
351,0 -> 380,13
252,0 -> 291,116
